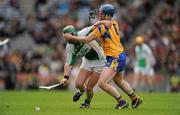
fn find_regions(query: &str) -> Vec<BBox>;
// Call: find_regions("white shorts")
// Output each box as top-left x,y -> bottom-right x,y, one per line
80,57 -> 105,73
134,66 -> 154,77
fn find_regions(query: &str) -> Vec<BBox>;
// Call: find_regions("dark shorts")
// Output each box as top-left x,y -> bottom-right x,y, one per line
105,52 -> 126,72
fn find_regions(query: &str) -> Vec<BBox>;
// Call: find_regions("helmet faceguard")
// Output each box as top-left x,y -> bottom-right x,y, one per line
89,9 -> 100,22
89,4 -> 115,21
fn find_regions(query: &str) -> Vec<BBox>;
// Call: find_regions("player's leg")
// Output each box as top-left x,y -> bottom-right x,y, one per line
140,68 -> 147,90
73,68 -> 91,102
112,52 -> 134,96
146,68 -> 155,92
113,72 -> 134,95
86,71 -> 100,104
132,67 -> 141,90
80,71 -> 100,108
146,76 -> 154,92
113,72 -> 143,109
80,58 -> 105,108
98,67 -> 119,98
113,52 -> 142,109
98,67 -> 129,109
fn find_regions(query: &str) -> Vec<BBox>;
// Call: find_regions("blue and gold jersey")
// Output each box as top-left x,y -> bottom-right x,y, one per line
92,20 -> 124,57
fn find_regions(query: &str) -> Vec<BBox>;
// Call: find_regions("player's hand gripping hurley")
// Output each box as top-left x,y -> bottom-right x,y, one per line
39,76 -> 69,90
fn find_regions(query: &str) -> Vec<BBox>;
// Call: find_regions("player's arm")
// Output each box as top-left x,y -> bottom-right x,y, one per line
60,62 -> 76,85
145,45 -> 156,66
64,24 -> 102,43
93,20 -> 112,29
63,63 -> 72,79
60,63 -> 72,86
61,54 -> 77,84
60,44 -> 77,84
63,32 -> 97,43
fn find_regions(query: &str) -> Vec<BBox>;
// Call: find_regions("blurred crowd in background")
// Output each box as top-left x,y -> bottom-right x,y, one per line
0,0 -> 179,92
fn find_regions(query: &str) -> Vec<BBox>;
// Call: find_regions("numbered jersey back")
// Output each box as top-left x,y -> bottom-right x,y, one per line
92,20 -> 124,57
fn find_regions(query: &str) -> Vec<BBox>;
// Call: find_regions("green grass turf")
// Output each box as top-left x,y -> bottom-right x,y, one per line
0,90 -> 180,115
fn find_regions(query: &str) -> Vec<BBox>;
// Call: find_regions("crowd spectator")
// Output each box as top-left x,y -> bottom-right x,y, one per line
0,0 -> 25,38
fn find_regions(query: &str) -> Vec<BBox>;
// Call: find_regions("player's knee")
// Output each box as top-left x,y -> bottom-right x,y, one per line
98,81 -> 106,90
113,77 -> 123,84
75,82 -> 83,89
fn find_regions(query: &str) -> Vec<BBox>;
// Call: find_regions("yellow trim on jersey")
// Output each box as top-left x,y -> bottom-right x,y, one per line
92,20 -> 124,57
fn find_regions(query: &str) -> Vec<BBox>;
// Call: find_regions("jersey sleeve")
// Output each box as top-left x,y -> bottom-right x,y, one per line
65,43 -> 77,65
77,26 -> 93,36
92,25 -> 102,38
144,44 -> 156,66
144,44 -> 154,57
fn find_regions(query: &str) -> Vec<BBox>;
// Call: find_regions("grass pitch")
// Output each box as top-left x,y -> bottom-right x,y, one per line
0,90 -> 180,115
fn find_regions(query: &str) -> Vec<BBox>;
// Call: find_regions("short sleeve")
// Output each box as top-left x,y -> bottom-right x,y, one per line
65,43 -> 77,65
78,26 -> 93,36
